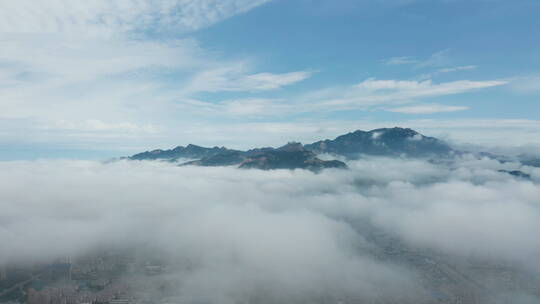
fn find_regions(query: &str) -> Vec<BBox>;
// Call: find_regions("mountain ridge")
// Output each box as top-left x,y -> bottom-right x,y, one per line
126,127 -> 539,171
304,127 -> 452,159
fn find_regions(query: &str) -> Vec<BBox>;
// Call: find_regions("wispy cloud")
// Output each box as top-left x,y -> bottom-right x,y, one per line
0,0 -> 310,146
299,78 -> 507,111
185,68 -> 313,93
381,49 -> 453,69
508,75 -> 540,93
418,65 -> 477,80
415,49 -> 452,68
387,104 -> 469,114
380,56 -> 418,66
437,65 -> 477,73
354,78 -> 498,94
176,77 -> 503,119
0,0 -> 271,36
381,51 -> 479,81
41,119 -> 160,134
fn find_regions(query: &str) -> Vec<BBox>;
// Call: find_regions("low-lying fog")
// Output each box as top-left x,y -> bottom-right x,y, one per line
1,156 -> 539,303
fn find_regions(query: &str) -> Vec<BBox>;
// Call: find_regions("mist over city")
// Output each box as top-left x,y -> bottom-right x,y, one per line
1,1 -> 540,304
2,140 -> 540,303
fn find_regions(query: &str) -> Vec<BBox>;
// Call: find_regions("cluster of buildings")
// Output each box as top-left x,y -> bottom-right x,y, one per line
26,281 -> 133,304
0,253 -> 157,304
2,241 -> 540,304
0,267 -> 7,282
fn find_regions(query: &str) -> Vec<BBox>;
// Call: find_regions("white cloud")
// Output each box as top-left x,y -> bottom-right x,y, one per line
0,158 -> 539,301
173,98 -> 296,118
387,104 -> 469,114
184,77 -> 504,119
0,0 -> 317,148
0,34 -> 201,85
0,0 -> 270,36
437,65 -> 477,73
415,49 -> 452,68
381,49 -> 452,69
213,98 -> 293,116
185,67 -> 312,93
0,34 -> 309,122
43,119 -> 159,134
509,75 -> 540,93
0,160 -> 435,303
380,56 -> 418,65
355,78 -> 504,96
296,78 -> 506,111
383,51 -> 479,81
242,71 -> 313,90
418,65 -> 477,80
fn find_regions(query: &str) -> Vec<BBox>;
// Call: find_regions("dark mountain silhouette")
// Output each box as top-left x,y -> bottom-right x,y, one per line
518,155 -> 540,168
183,142 -> 347,171
126,127 -> 534,171
238,143 -> 346,171
129,144 -> 237,161
304,127 -> 452,159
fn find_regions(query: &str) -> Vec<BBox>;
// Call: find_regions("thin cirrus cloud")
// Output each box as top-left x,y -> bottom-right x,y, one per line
418,65 -> 478,80
382,51 -> 479,82
380,56 -> 418,66
300,78 -> 507,110
194,98 -> 294,117
381,49 -> 452,69
184,67 -> 314,93
437,65 -> 477,73
41,119 -> 160,134
182,78 -> 506,119
0,0 -> 271,35
387,104 -> 469,114
509,75 -> 540,93
354,78 -> 505,101
0,35 -> 202,85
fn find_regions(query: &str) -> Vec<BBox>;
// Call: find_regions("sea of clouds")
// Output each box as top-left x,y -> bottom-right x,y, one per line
1,156 -> 539,303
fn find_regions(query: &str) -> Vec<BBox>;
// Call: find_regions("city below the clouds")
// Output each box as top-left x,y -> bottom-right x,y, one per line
1,1 -> 540,304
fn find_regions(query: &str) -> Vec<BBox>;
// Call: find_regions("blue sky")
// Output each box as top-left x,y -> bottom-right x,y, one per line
0,0 -> 539,159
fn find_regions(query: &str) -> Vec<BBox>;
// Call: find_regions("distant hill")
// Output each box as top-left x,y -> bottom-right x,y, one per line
304,127 -> 452,159
129,144 -> 238,161
518,155 -> 540,168
126,127 -> 538,171
183,142 -> 347,171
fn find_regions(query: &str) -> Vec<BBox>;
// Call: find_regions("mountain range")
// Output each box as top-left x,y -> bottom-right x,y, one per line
126,127 -> 539,173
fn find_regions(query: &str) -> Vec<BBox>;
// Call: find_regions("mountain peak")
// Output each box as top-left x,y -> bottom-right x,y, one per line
277,142 -> 304,152
304,127 -> 451,159
368,127 -> 417,135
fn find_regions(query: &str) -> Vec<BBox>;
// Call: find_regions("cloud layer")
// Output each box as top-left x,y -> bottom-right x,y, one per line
1,157 -> 539,302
